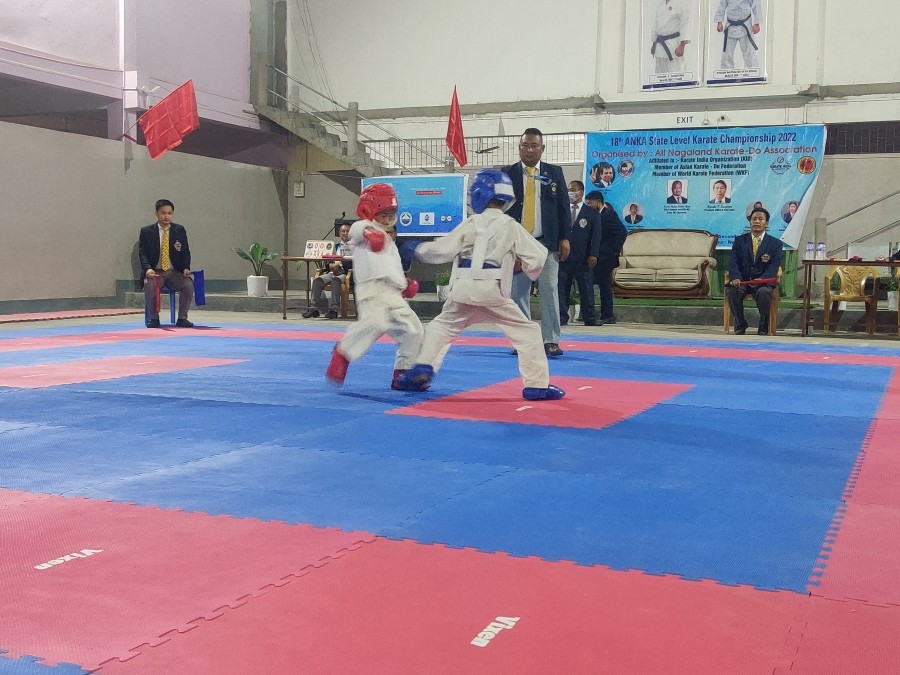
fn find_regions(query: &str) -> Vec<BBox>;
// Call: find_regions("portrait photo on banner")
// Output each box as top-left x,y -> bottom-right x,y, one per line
640,0 -> 701,90
705,0 -> 768,85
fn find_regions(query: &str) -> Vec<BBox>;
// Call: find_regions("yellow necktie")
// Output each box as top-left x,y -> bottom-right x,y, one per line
752,236 -> 759,257
523,166 -> 537,234
161,227 -> 172,271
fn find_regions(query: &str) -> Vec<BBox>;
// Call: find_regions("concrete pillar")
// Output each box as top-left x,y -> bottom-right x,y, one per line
347,101 -> 358,162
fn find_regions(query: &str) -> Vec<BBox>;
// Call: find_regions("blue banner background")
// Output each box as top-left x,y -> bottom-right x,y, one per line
584,125 -> 825,249
361,174 -> 467,237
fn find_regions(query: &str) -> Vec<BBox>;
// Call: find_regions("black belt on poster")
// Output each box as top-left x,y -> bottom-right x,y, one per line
723,14 -> 758,51
652,31 -> 681,61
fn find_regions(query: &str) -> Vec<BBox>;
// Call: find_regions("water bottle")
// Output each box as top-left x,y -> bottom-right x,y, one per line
816,242 -> 826,260
805,241 -> 814,260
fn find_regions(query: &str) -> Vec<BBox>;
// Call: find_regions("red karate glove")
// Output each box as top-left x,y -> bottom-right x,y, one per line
364,227 -> 386,252
402,278 -> 419,299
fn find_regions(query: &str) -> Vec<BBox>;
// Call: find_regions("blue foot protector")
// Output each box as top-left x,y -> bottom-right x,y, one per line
395,364 -> 434,392
522,384 -> 566,401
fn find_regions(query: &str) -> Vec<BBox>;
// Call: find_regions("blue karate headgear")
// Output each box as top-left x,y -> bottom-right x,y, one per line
469,169 -> 515,214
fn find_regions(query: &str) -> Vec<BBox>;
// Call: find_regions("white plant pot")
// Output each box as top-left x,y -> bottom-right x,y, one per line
568,303 -> 580,322
436,285 -> 450,302
247,275 -> 269,297
888,291 -> 899,312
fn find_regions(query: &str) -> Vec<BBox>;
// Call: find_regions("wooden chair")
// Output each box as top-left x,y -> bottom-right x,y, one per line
823,265 -> 879,334
313,266 -> 354,318
723,267 -> 782,335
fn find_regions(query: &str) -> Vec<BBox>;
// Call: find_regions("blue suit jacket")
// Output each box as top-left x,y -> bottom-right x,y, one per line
503,161 -> 571,250
729,232 -> 783,282
566,204 -> 602,264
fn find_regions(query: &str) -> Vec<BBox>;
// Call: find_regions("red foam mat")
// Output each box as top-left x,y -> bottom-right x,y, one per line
810,501 -> 900,607
95,538 -> 809,675
774,595 -> 900,675
0,494 -> 373,669
388,376 -> 691,429
0,355 -> 244,388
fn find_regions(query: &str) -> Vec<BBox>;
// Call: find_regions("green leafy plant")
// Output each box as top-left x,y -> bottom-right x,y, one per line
882,273 -> 899,292
232,242 -> 281,276
434,269 -> 452,287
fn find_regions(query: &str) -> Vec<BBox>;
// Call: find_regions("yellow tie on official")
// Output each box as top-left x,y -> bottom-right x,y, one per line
752,236 -> 759,258
161,227 -> 172,271
523,166 -> 537,234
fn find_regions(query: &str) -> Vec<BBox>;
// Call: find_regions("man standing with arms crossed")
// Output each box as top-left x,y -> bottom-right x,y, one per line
504,128 -> 571,357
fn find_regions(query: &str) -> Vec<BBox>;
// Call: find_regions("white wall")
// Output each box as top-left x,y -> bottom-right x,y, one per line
0,121 -> 285,302
0,0 -> 120,69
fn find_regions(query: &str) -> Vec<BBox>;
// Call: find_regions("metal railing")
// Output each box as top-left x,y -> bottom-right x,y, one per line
364,133 -> 588,171
828,189 -> 900,258
267,66 -> 444,173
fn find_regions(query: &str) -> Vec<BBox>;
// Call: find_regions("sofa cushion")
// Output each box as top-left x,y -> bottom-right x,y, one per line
625,255 -> 707,271
621,230 -> 717,257
656,269 -> 702,285
614,268 -> 657,284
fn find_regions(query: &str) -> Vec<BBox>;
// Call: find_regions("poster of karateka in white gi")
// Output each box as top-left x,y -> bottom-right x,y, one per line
640,0 -> 701,90
705,0 -> 768,85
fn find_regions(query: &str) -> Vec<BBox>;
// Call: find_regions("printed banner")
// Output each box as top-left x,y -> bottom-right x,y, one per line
705,0 -> 768,85
361,174 -> 468,237
584,124 -> 826,249
640,0 -> 701,90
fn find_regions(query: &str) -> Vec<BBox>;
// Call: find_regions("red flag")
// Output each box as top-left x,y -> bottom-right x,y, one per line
137,80 -> 201,160
445,86 -> 467,167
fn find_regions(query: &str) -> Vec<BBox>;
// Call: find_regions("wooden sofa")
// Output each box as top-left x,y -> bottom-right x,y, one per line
612,229 -> 718,298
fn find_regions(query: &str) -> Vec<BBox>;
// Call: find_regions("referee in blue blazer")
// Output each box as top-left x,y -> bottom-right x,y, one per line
503,128 -> 571,357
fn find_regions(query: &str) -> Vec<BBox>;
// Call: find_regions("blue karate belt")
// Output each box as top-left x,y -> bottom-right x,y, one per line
652,31 -> 681,61
458,259 -> 500,269
723,14 -> 758,51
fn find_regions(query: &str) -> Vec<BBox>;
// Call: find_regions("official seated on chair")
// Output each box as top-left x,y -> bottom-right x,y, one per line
303,222 -> 353,319
724,207 -> 784,336
138,198 -> 195,328
823,264 -> 880,335
724,266 -> 782,336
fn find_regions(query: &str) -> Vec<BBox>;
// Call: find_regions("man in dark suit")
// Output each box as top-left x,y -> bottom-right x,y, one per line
559,181 -> 601,326
503,128 -> 571,357
624,203 -> 643,225
726,207 -> 783,335
138,198 -> 195,328
710,179 -> 732,204
666,180 -> 687,204
586,191 -> 627,325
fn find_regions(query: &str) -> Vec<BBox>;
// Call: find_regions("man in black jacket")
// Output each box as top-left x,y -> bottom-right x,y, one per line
586,191 -> 627,325
138,199 -> 195,328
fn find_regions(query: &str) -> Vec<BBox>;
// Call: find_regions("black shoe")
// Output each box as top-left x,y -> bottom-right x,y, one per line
146,319 -> 161,328
734,327 -> 746,335
560,318 -> 569,326
175,319 -> 194,328
510,348 -> 518,355
302,308 -> 320,318
599,315 -> 617,325
757,328 -> 768,335
545,343 -> 563,357
325,309 -> 339,319
583,319 -> 598,326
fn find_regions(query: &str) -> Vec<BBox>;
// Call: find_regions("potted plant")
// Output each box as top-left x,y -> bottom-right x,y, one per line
883,273 -> 899,312
233,242 -> 281,297
434,268 -> 452,302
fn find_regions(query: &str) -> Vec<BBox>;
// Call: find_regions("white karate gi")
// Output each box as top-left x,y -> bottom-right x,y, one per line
337,219 -> 423,369
714,0 -> 762,70
652,0 -> 692,74
413,209 -> 551,388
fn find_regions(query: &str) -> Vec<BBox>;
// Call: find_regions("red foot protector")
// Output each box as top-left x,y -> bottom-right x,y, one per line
0,355 -> 244,388
388,376 -> 692,429
94,537 -> 808,675
772,595 -> 900,675
0,494 -> 374,670
0,488 -> 52,509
